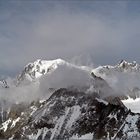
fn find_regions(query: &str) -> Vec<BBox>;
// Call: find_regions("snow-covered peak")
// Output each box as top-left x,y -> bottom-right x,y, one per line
92,60 -> 140,103
16,58 -> 93,86
17,58 -> 67,83
26,58 -> 66,77
93,60 -> 140,76
116,59 -> 139,71
117,59 -> 129,66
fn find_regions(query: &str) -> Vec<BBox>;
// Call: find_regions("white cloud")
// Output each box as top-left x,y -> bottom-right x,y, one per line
0,2 -> 140,76
0,62 -> 92,103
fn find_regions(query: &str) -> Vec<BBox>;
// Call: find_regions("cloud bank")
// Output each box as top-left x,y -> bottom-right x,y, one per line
0,1 -> 140,76
0,63 -> 92,103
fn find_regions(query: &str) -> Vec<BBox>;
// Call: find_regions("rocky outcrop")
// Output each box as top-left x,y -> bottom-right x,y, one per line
0,88 -> 140,140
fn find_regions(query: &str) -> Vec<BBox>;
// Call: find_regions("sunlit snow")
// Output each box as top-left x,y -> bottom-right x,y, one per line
122,97 -> 140,113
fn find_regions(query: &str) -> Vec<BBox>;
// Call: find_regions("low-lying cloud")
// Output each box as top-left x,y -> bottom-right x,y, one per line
1,61 -> 140,105
0,63 -> 92,103
98,70 -> 140,97
0,81 -> 40,103
39,63 -> 92,93
1,1 -> 140,106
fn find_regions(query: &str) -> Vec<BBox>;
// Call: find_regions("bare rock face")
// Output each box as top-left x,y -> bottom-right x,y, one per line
1,59 -> 140,139
0,88 -> 139,140
0,80 -> 9,88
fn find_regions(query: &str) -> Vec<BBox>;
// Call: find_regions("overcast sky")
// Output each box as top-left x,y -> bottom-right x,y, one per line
1,1 -> 140,77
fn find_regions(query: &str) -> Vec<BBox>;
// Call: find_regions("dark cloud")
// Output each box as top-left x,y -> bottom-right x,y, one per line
0,1 -> 140,76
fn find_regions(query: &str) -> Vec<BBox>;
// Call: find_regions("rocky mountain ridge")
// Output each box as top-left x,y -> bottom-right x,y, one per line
0,88 -> 140,140
94,60 -> 140,74
16,59 -> 66,85
0,59 -> 140,139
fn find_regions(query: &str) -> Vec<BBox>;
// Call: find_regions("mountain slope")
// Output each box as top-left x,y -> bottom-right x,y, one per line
1,59 -> 140,139
0,88 -> 140,140
93,60 -> 140,75
16,59 -> 66,85
93,60 -> 140,98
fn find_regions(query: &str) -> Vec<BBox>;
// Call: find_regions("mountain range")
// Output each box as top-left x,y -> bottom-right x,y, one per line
0,59 -> 140,139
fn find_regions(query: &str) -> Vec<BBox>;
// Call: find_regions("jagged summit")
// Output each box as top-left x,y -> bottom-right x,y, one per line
17,58 -> 140,85
16,58 -> 66,84
0,88 -> 139,140
1,59 -> 140,139
93,60 -> 140,76
16,58 -> 92,86
91,60 -> 140,103
116,59 -> 138,70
